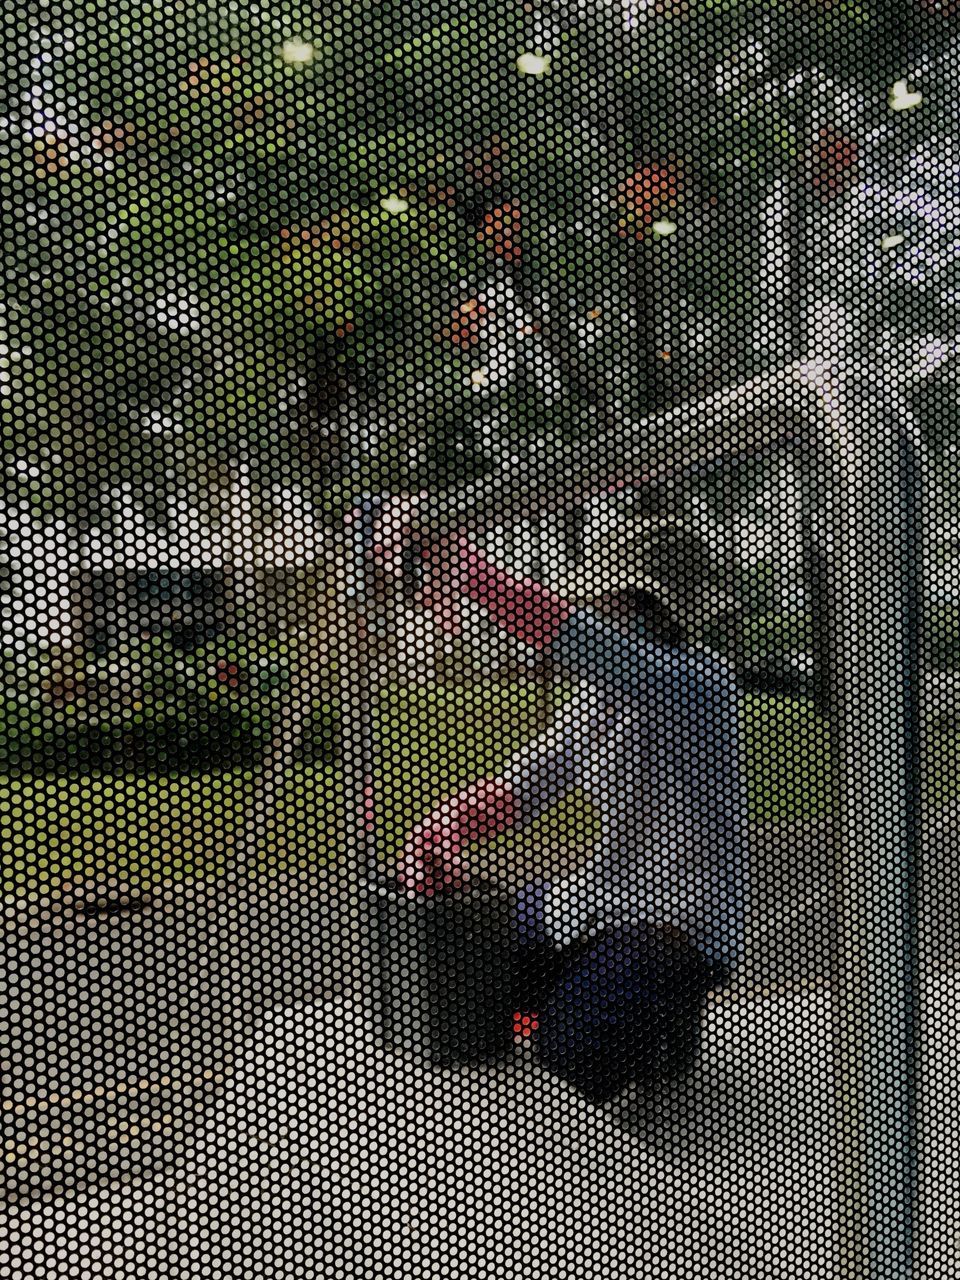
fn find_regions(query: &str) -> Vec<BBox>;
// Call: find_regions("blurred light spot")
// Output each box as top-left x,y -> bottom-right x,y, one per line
652,218 -> 678,237
381,196 -> 410,214
881,233 -> 906,250
516,53 -> 551,76
470,368 -> 490,387
280,39 -> 316,66
889,80 -> 923,111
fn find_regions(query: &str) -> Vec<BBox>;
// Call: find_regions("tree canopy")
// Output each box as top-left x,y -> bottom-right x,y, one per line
0,0 -> 952,527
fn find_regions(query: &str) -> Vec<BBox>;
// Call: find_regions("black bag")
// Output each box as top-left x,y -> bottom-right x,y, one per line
369,878 -> 519,1067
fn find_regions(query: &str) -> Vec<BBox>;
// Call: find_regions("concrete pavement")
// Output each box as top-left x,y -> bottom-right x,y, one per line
4,929 -> 957,1278
5,803 -> 959,1276
4,982 -> 846,1280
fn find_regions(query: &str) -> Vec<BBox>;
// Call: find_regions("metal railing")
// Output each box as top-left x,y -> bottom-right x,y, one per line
343,360 -> 921,1280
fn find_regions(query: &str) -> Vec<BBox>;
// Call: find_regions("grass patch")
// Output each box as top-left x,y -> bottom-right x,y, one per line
5,680 -> 946,897
742,692 -> 833,825
924,725 -> 960,810
0,766 -> 342,898
371,685 -> 837,878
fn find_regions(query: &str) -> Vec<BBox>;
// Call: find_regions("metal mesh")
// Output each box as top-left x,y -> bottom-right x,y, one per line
1,4 -> 955,1276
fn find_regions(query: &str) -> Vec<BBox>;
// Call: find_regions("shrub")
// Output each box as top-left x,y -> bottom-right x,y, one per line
0,635 -> 337,776
0,701 -> 260,777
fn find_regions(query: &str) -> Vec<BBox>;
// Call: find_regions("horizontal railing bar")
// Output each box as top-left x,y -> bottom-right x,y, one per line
417,364 -> 823,539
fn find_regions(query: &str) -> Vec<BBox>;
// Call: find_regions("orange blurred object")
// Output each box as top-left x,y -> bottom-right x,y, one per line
614,162 -> 682,239
441,297 -> 490,348
214,658 -> 242,689
478,201 -> 523,263
33,131 -> 71,174
808,127 -> 860,202
90,120 -> 136,156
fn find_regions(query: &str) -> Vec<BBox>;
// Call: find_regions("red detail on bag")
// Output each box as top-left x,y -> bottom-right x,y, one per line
513,1011 -> 540,1039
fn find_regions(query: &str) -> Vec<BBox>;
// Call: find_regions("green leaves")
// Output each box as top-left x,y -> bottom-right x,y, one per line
2,0 -> 878,517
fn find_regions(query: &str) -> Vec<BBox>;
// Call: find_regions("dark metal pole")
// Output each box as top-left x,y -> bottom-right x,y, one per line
345,493 -> 390,884
818,365 -> 921,1280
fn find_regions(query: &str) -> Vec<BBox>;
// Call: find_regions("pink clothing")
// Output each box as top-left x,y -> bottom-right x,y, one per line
398,777 -> 518,897
449,776 -> 519,843
457,545 -> 574,650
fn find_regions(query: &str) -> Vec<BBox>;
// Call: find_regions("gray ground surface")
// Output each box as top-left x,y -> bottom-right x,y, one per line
3,809 -> 957,1277
5,982 -> 843,1280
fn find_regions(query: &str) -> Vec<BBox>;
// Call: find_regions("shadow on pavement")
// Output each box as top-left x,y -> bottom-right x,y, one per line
613,988 -> 837,1166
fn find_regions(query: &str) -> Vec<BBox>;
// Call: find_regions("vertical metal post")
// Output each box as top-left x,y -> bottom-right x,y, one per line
809,365 -> 920,1279
529,537 -> 552,732
342,494 -> 387,884
787,65 -> 919,1271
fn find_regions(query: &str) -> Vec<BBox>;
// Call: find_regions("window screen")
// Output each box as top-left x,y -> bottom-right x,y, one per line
2,5 -> 955,1278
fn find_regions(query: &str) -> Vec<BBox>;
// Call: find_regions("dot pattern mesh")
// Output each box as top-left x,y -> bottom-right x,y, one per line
0,4 -> 956,1277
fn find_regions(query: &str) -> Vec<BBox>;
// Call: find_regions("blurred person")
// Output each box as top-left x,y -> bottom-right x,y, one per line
375,503 -> 746,1102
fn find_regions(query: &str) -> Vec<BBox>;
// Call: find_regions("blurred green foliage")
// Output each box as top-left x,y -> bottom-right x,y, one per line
7,0 -> 904,524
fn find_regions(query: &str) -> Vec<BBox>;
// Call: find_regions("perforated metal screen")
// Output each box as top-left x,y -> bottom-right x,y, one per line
1,5 -> 957,1278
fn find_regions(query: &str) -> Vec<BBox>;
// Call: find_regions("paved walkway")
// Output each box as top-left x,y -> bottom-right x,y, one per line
7,969 -> 959,1279
5,981 -> 851,1280
4,827 -> 958,1277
